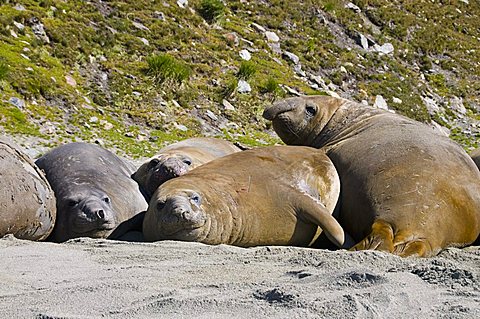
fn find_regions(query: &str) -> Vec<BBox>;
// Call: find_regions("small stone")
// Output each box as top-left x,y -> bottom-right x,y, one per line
20,53 -> 30,60
374,95 -> 388,110
237,80 -> 251,94
14,4 -> 26,11
450,96 -> 467,115
172,100 -> 181,108
345,2 -> 361,13
294,64 -> 306,77
10,29 -> 18,38
8,97 -> 25,109
374,43 -> 394,55
174,123 -> 188,132
239,49 -> 251,61
251,23 -> 266,33
421,96 -> 440,115
132,91 -> 141,97
340,66 -> 347,73
13,21 -> 25,30
224,32 -> 239,46
153,11 -> 165,20
392,97 -> 402,104
177,0 -> 188,8
139,37 -> 149,45
125,132 -> 135,138
283,51 -> 299,64
222,99 -> 235,111
132,21 -> 150,31
25,67 -> 34,72
265,31 -> 280,42
89,116 -> 99,123
65,75 -> 77,87
51,77 -> 56,83
205,110 -> 218,121
29,17 -> 50,44
268,42 -> 282,55
283,85 -> 301,96
357,33 -> 369,50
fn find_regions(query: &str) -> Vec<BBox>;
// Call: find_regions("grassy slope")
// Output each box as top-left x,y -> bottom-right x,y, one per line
1,0 -> 479,157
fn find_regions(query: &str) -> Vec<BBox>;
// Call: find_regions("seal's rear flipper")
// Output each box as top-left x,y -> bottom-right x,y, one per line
108,211 -> 146,241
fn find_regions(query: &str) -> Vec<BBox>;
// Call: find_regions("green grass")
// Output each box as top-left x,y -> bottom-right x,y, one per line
0,60 -> 7,80
145,54 -> 191,85
197,0 -> 225,23
236,61 -> 257,80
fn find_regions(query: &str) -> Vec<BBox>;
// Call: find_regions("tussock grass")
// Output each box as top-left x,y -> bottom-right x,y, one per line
197,0 -> 225,23
236,61 -> 257,80
145,54 -> 191,85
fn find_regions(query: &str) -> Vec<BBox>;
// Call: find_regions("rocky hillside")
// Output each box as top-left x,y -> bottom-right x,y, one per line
1,0 -> 479,157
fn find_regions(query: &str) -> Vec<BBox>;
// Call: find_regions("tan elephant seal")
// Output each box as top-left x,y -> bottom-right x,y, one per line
132,137 -> 241,201
0,138 -> 56,240
143,145 -> 354,248
263,95 -> 480,257
35,142 -> 148,242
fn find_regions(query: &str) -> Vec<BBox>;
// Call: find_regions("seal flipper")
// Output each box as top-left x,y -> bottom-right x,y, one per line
108,211 -> 146,241
296,196 -> 355,249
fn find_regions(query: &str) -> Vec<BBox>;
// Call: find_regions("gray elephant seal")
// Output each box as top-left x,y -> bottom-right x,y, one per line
0,138 -> 56,240
263,95 -> 480,257
143,145 -> 354,248
132,137 -> 241,201
35,142 -> 148,242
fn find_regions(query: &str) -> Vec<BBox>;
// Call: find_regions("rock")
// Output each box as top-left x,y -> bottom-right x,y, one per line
14,4 -> 26,11
239,49 -> 251,61
422,96 -> 440,115
177,0 -> 188,8
13,21 -> 25,30
8,97 -> 25,109
340,66 -> 347,73
282,85 -> 301,96
65,75 -> 77,87
28,17 -> 50,44
374,43 -> 394,55
430,121 -> 451,137
251,23 -> 266,33
174,123 -> 188,132
89,117 -> 99,123
153,11 -> 166,20
205,110 -> 218,121
132,21 -> 150,31
10,29 -> 18,38
222,99 -> 235,111
139,37 -> 149,46
374,95 -> 388,110
345,2 -> 361,13
392,97 -> 403,104
357,33 -> 369,50
20,53 -> 29,60
265,31 -> 280,42
294,64 -> 306,77
268,42 -> 282,55
450,96 -> 467,115
237,80 -> 251,94
125,132 -> 135,138
283,51 -> 299,64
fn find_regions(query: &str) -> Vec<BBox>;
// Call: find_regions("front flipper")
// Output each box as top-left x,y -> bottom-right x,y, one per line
108,211 -> 146,241
351,220 -> 432,257
296,196 -> 355,249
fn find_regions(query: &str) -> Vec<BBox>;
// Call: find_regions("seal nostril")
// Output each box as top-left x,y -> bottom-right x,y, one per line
96,210 -> 105,219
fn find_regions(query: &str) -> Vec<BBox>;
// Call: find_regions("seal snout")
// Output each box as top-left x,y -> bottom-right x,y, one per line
262,97 -> 302,120
158,193 -> 206,233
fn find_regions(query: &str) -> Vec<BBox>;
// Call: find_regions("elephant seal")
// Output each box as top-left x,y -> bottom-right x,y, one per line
0,138 -> 56,240
35,142 -> 148,242
143,145 -> 354,248
132,137 -> 241,201
263,95 -> 480,257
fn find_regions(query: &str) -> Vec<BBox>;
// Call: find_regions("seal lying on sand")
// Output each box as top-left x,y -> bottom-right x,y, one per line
263,95 -> 480,257
0,138 -> 56,240
143,145 -> 354,248
35,142 -> 147,242
132,137 -> 241,201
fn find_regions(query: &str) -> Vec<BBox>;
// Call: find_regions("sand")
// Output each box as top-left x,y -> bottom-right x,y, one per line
0,235 -> 478,318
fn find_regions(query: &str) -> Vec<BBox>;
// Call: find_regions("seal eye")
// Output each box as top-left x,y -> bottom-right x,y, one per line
157,201 -> 166,211
102,197 -> 110,204
191,194 -> 201,205
305,105 -> 317,117
67,199 -> 79,207
183,158 -> 192,166
148,158 -> 160,169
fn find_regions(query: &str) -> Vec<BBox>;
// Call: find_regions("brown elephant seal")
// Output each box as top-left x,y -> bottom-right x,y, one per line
263,95 -> 480,257
132,137 -> 241,201
35,142 -> 148,242
143,145 -> 354,248
0,138 -> 56,240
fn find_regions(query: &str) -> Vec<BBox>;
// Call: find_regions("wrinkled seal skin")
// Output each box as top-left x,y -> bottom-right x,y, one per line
0,138 -> 56,240
143,145 -> 354,248
35,142 -> 147,242
132,137 -> 241,201
263,95 -> 480,257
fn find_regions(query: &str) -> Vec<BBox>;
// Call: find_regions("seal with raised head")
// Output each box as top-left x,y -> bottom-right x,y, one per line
263,95 -> 480,257
0,138 -> 56,240
132,137 -> 241,201
143,145 -> 354,248
35,142 -> 148,242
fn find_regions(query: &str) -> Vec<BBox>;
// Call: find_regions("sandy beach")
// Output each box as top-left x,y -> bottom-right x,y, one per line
0,235 -> 478,318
